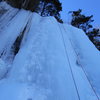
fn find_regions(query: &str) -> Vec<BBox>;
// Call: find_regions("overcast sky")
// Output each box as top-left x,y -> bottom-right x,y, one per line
60,0 -> 100,27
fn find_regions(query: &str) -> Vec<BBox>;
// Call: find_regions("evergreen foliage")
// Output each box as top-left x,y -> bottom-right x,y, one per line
6,0 -> 63,23
87,28 -> 100,50
69,9 -> 100,51
40,0 -> 63,23
69,9 -> 94,32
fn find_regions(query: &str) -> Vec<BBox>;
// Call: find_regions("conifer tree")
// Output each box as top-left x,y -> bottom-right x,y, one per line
6,0 -> 62,23
69,9 -> 100,51
69,9 -> 94,33
87,28 -> 100,50
40,0 -> 62,22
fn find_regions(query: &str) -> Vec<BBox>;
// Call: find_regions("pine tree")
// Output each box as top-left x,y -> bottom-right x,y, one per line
6,0 -> 63,23
7,0 -> 22,8
87,28 -> 100,50
23,0 -> 40,12
69,9 -> 100,51
7,0 -> 40,10
70,9 -> 94,33
40,0 -> 62,22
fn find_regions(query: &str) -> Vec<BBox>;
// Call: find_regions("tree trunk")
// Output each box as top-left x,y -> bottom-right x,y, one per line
41,1 -> 47,16
22,0 -> 29,9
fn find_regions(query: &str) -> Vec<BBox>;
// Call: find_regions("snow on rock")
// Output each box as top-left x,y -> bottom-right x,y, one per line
0,59 -> 7,79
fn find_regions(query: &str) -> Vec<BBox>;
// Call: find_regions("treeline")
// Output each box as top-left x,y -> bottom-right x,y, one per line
1,0 -> 100,50
69,9 -> 100,50
6,0 -> 63,23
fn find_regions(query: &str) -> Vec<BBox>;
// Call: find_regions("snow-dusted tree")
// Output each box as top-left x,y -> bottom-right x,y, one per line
40,0 -> 63,22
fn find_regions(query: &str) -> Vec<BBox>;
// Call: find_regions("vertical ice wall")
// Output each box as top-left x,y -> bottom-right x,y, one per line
0,3 -> 100,100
